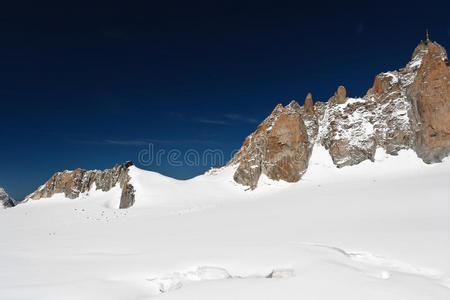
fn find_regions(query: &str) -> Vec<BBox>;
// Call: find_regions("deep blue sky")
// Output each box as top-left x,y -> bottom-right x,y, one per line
1,0 -> 449,200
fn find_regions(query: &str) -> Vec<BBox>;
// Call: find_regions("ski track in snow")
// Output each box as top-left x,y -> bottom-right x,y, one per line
146,241 -> 449,297
297,242 -> 449,288
2,148 -> 449,299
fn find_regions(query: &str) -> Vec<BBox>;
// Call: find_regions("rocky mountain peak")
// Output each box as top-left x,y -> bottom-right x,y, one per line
409,41 -> 450,162
286,99 -> 301,111
230,38 -> 450,188
410,40 -> 447,68
0,187 -> 15,208
25,162 -> 136,208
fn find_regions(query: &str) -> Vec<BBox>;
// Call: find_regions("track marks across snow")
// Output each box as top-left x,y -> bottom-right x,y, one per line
298,242 -> 449,288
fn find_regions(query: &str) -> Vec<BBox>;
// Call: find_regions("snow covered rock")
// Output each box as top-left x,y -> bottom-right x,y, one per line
231,38 -> 450,187
25,161 -> 135,208
364,40 -> 450,162
0,187 -> 15,208
317,97 -> 379,167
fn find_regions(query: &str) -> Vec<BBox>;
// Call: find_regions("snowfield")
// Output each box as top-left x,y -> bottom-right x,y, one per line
1,147 -> 449,299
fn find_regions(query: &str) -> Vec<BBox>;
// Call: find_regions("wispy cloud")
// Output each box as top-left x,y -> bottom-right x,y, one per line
167,111 -> 259,126
103,139 -> 149,146
69,138 -> 219,146
224,114 -> 258,124
196,119 -> 230,125
104,138 -> 219,146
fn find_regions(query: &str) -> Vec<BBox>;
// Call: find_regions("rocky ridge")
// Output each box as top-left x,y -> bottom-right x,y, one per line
229,39 -> 450,188
24,162 -> 135,209
0,188 -> 15,208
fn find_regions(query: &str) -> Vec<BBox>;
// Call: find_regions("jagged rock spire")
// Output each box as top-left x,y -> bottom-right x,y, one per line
303,93 -> 314,114
329,86 -> 347,104
409,41 -> 450,162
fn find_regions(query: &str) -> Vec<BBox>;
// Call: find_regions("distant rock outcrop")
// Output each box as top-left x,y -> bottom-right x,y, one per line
25,162 -> 135,208
0,188 -> 15,208
230,38 -> 450,188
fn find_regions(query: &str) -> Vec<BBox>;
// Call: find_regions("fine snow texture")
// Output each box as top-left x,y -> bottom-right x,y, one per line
1,148 -> 449,299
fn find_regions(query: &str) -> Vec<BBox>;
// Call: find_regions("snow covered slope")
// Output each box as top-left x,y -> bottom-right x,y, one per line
1,149 -> 449,299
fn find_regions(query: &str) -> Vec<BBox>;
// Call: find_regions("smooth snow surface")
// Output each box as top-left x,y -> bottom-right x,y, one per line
1,147 -> 449,299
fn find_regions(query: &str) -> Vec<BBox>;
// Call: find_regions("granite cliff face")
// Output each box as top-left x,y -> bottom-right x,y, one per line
409,42 -> 450,162
25,162 -> 135,209
230,38 -> 450,188
0,188 -> 15,208
228,101 -> 311,189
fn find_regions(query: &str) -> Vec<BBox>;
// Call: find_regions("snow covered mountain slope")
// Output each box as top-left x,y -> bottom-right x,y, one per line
1,149 -> 449,299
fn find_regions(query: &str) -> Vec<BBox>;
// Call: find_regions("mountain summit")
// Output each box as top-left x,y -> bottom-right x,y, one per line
0,188 -> 16,208
228,39 -> 450,188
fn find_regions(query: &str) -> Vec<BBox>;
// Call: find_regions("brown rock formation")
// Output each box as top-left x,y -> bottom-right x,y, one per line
231,38 -> 450,187
329,86 -> 347,104
367,73 -> 403,104
300,93 -> 319,148
303,93 -> 314,114
229,101 -> 311,188
120,181 -> 136,209
25,161 -> 135,208
409,42 -> 450,162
